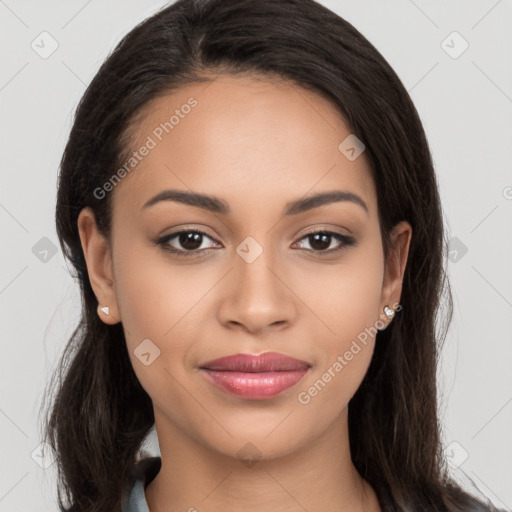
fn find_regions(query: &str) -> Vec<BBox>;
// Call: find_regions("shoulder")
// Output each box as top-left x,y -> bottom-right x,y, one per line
59,457 -> 162,512
121,456 -> 162,512
130,456 -> 162,486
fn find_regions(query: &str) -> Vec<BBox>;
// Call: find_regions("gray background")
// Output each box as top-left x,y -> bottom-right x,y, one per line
1,0 -> 511,510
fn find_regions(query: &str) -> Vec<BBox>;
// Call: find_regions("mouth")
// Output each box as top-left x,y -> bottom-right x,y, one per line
198,352 -> 311,400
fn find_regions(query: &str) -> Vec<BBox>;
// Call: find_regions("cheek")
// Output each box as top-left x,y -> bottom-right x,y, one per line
294,239 -> 384,349
294,277 -> 380,422
293,241 -> 384,409
113,231 -> 207,335
112,239 -> 215,381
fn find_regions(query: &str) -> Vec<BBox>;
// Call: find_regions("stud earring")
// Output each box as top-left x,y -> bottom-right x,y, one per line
100,306 -> 110,316
383,305 -> 395,318
377,305 -> 396,332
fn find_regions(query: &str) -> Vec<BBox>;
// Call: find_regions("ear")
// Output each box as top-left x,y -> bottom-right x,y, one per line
77,207 -> 120,324
378,220 -> 412,328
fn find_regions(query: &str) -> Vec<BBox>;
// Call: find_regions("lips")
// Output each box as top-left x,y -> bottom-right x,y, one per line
199,352 -> 311,372
198,352 -> 311,400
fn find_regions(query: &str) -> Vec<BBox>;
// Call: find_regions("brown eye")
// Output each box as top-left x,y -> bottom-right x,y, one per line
294,230 -> 356,254
155,229 -> 219,257
154,228 -> 356,258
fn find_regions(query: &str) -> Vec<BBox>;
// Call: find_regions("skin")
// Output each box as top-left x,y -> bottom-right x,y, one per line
78,73 -> 412,512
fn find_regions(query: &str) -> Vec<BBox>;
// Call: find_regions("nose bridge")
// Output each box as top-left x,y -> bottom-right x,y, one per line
218,233 -> 296,332
236,239 -> 276,289
235,233 -> 283,302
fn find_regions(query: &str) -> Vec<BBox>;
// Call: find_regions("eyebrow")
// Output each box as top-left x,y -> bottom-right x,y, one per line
142,189 -> 369,216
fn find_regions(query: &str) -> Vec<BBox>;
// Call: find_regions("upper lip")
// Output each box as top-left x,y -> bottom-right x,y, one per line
199,352 -> 311,372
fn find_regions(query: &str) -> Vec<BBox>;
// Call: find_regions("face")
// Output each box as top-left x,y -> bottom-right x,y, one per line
78,73 -> 411,461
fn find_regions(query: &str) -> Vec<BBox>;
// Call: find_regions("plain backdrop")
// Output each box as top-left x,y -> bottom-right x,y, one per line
0,0 -> 511,510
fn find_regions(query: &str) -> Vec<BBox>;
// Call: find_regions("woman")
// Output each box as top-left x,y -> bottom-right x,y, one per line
41,0 -> 504,510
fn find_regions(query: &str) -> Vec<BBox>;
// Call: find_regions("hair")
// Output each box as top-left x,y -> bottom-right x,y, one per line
40,0 -> 504,511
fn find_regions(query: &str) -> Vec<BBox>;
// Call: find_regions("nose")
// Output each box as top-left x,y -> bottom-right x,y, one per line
217,246 -> 297,335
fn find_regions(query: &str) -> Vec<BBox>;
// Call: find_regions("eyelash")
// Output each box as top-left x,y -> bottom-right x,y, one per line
153,228 -> 356,258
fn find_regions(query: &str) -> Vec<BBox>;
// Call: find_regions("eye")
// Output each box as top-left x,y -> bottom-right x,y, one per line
153,228 -> 356,258
293,230 -> 356,254
154,229 -> 219,257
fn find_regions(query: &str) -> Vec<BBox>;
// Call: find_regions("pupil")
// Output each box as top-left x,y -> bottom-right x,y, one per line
180,232 -> 202,250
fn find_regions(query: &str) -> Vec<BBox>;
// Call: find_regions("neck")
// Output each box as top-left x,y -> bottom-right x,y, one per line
145,406 -> 381,512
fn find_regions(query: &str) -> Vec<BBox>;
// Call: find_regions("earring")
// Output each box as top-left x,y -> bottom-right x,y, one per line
377,305 -> 395,332
100,306 -> 110,316
383,305 -> 395,318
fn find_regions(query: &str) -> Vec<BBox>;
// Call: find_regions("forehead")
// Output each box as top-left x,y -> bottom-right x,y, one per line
111,73 -> 377,218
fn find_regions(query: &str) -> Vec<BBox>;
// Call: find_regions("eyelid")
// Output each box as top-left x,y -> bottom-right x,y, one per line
294,223 -> 353,238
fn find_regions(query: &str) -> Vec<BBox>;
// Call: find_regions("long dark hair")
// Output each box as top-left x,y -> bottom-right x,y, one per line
41,0 -> 502,510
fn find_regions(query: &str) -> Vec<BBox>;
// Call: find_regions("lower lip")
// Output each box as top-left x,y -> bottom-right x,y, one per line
200,369 -> 309,399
